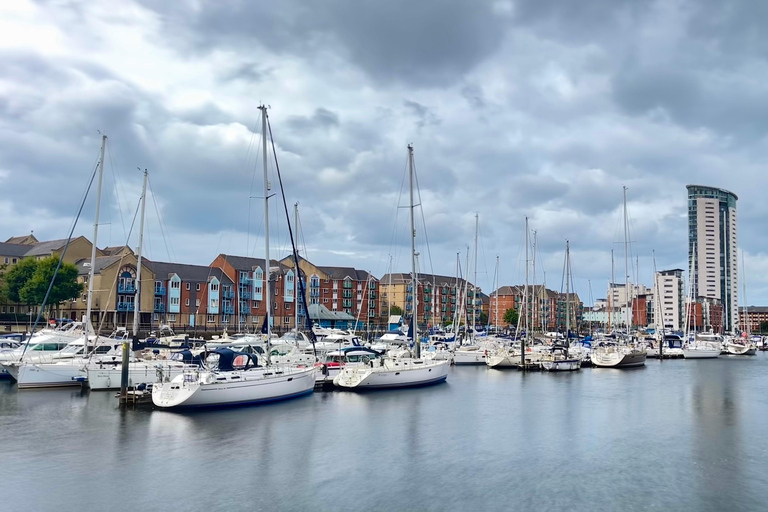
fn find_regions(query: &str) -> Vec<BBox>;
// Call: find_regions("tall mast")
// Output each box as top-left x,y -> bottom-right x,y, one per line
494,255 -> 499,329
742,250 -> 748,335
408,144 -> 419,358
532,230 -> 537,333
133,169 -> 148,337
609,249 -> 614,333
623,186 -> 630,334
85,134 -> 107,350
387,255 -> 392,322
653,250 -> 662,359
472,212 -> 478,337
260,105 -> 272,353
565,240 -> 570,355
294,202 -> 299,334
520,217 -> 529,369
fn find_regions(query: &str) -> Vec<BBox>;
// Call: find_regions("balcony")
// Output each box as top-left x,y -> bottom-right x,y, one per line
117,302 -> 135,311
406,304 -> 412,311
154,303 -> 165,312
222,290 -> 234,299
154,286 -> 166,296
343,281 -> 353,289
239,302 -> 250,312
222,305 -> 234,314
118,284 -> 136,294
239,274 -> 251,284
406,295 -> 412,302
369,291 -> 377,299
309,290 -> 320,297
342,291 -> 353,299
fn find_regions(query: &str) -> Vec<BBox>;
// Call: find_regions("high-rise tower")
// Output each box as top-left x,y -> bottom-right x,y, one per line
686,185 -> 738,332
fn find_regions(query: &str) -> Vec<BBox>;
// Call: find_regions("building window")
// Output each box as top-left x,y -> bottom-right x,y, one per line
323,298 -> 328,303
170,280 -> 180,289
153,313 -> 159,321
285,303 -> 291,310
195,299 -> 200,307
185,282 -> 190,290
196,283 -> 201,291
185,298 -> 190,306
211,283 -> 219,292
211,299 -> 218,308
11,258 -> 17,264
168,314 -> 176,322
3,257 -> 8,264
253,301 -> 260,309
283,316 -> 290,324
207,314 -> 215,323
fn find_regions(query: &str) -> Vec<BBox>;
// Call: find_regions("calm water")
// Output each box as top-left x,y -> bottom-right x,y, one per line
2,357 -> 768,511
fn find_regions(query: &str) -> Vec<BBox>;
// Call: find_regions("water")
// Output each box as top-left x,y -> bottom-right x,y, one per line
2,357 -> 768,511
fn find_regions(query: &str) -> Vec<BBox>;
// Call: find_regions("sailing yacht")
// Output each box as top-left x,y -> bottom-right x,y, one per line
153,105 -> 316,408
592,187 -> 646,368
541,241 -> 580,372
334,145 -> 448,390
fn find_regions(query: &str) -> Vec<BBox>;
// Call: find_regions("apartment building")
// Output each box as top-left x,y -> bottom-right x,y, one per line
654,269 -> 685,331
687,185 -> 738,332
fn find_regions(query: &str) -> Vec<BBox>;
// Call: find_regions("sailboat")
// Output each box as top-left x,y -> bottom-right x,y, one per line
592,187 -> 647,368
682,248 -> 720,358
541,241 -> 580,371
334,145 -> 449,389
153,106 -> 316,408
5,135 -> 125,388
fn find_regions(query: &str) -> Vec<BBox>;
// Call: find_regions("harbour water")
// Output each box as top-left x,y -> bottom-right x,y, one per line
2,357 -> 768,511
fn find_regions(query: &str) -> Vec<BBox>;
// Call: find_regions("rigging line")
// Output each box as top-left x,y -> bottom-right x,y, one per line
22,158 -> 100,358
410,155 -> 436,277
380,152 -> 410,278
147,177 -> 175,262
267,113 -> 317,355
246,129 -> 264,258
106,142 -> 129,242
95,197 -> 141,340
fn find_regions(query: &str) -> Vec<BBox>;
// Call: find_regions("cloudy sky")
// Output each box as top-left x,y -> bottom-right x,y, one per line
1,0 -> 767,305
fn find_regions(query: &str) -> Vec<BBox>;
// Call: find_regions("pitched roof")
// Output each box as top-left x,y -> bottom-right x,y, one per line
23,238 -> 70,257
217,254 -> 290,274
379,272 -> 474,288
318,266 -> 375,281
308,303 -> 356,321
102,246 -> 134,256
146,260 -> 231,283
75,255 -> 125,275
0,242 -> 32,258
5,235 -> 38,245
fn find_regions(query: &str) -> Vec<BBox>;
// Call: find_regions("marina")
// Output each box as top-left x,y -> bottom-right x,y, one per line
2,356 -> 768,511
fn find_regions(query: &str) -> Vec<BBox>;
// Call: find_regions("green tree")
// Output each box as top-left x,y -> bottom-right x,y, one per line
503,308 -> 519,326
390,305 -> 403,316
19,257 -> 83,316
479,311 -> 488,325
2,257 -> 38,303
760,321 -> 768,333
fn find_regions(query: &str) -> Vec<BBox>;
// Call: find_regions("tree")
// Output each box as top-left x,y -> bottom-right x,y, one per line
19,257 -> 83,316
479,311 -> 488,326
503,308 -> 519,326
390,305 -> 403,316
2,258 -> 37,303
760,321 -> 768,334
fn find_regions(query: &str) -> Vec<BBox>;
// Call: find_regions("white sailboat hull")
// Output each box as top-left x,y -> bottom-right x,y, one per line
540,359 -> 581,372
152,366 -> 316,408
11,362 -> 85,389
724,343 -> 756,356
453,349 -> 487,365
333,359 -> 448,389
683,347 -> 720,359
86,362 -> 192,390
592,349 -> 646,368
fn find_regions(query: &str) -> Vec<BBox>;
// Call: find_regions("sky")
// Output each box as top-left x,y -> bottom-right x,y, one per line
1,0 -> 767,305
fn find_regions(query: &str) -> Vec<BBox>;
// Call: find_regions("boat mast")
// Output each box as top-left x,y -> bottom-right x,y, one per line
742,250 -> 748,336
532,230 -> 537,333
133,169 -> 148,337
85,134 -> 106,353
565,240 -> 570,356
494,255 -> 499,330
294,202 -> 299,334
408,144 -> 419,358
653,250 -> 662,359
472,213 -> 478,338
525,217 -> 529,338
609,249 -> 614,333
260,105 -> 272,355
623,186 -> 631,335
388,255 -> 392,322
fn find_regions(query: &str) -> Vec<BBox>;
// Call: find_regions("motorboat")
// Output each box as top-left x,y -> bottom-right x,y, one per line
85,348 -> 204,390
315,346 -> 383,385
152,348 -> 316,408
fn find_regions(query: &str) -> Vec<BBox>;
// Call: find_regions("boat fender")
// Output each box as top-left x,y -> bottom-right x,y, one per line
106,376 -> 111,388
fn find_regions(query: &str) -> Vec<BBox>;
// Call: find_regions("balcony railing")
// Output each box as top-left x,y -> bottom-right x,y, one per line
239,302 -> 250,312
343,282 -> 353,289
222,290 -> 235,299
118,284 -> 136,294
222,305 -> 234,314
239,274 -> 251,284
117,302 -> 135,311
154,286 -> 166,296
369,291 -> 377,299
154,303 -> 165,312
